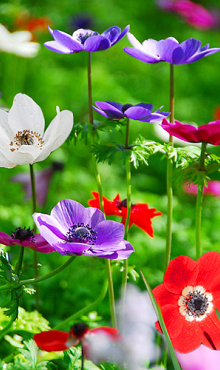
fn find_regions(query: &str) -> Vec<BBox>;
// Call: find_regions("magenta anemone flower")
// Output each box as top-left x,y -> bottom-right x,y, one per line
33,199 -> 134,259
44,25 -> 129,54
184,181 -> 220,197
161,118 -> 220,145
93,101 -> 170,121
124,34 -> 220,65
175,344 -> 220,370
0,227 -> 54,253
157,0 -> 218,30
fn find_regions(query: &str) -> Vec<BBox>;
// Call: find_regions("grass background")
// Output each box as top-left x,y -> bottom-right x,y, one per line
1,0 -> 220,366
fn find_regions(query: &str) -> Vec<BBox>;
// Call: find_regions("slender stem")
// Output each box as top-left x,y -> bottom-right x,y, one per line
19,256 -> 76,286
87,51 -> 116,328
81,342 -> 85,370
195,142 -> 207,259
29,163 -> 39,309
15,246 -> 24,277
122,118 -> 132,297
0,316 -> 15,339
164,63 -> 174,271
53,279 -> 108,330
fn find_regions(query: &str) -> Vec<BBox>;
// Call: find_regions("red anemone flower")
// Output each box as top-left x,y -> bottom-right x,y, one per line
88,191 -> 162,237
153,251 -> 220,353
161,118 -> 220,145
34,323 -> 119,356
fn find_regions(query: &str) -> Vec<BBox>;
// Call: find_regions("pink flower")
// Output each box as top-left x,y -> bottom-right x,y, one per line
157,0 -> 218,30
161,118 -> 220,145
175,344 -> 220,370
184,181 -> 220,197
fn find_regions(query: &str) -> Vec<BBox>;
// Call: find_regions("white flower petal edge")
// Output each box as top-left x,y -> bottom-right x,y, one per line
0,93 -> 74,168
0,24 -> 40,58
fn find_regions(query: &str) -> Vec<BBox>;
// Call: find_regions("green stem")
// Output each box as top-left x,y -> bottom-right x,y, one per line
164,63 -> 174,271
87,51 -> 116,328
19,256 -> 76,286
81,342 -> 85,370
195,142 -> 207,259
122,118 -> 131,296
0,316 -> 15,339
15,246 -> 24,277
29,163 -> 39,309
53,279 -> 108,330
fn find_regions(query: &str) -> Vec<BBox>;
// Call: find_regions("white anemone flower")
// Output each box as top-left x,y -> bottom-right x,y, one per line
0,93 -> 73,168
0,23 -> 40,58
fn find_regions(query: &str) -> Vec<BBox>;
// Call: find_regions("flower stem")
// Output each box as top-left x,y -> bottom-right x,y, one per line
29,163 -> 39,309
87,51 -> 116,328
195,142 -> 207,259
122,118 -> 132,297
164,63 -> 174,271
19,256 -> 76,286
81,342 -> 85,370
53,279 -> 108,329
15,246 -> 24,277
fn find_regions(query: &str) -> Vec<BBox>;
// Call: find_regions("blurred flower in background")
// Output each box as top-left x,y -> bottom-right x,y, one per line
176,344 -> 220,370
0,23 -> 40,57
184,181 -> 220,197
15,12 -> 51,41
68,12 -> 94,32
156,0 -> 219,30
11,161 -> 64,206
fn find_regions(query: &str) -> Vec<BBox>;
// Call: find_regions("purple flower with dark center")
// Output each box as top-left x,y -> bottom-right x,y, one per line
124,33 -> 220,64
44,25 -> 129,54
0,227 -> 54,253
33,199 -> 134,259
93,101 -> 170,121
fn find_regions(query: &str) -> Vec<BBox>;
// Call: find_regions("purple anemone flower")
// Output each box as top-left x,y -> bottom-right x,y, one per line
93,101 -> 170,122
44,25 -> 129,54
0,227 -> 54,253
33,199 -> 134,259
124,33 -> 220,64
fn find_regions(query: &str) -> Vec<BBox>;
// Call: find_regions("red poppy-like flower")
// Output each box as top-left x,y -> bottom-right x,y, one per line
88,191 -> 162,237
161,118 -> 220,145
153,252 -> 220,353
34,323 -> 119,357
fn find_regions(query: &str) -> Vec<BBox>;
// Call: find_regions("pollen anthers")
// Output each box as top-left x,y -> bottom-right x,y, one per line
10,129 -> 44,152
75,30 -> 98,44
178,285 -> 213,321
66,222 -> 97,244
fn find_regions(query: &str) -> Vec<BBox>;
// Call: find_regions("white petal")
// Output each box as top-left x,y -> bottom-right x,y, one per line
0,149 -> 15,168
8,93 -> 45,135
1,147 -> 36,166
34,109 -> 73,163
127,32 -> 145,51
0,109 -> 13,146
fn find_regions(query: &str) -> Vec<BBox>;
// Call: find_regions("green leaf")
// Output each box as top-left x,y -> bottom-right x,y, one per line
140,271 -> 181,370
91,143 -> 126,164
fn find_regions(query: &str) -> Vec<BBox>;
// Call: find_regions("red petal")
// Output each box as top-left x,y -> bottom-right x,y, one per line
153,283 -> 178,307
199,314 -> 220,350
196,251 -> 220,289
171,320 -> 202,353
34,330 -> 71,352
209,298 -> 220,330
161,304 -> 184,338
164,255 -> 198,294
88,191 -> 122,216
88,326 -> 119,339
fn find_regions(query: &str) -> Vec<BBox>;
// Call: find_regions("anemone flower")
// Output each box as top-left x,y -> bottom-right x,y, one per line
161,118 -> 220,145
11,161 -> 64,206
34,323 -> 119,356
0,23 -> 40,57
0,93 -> 73,168
93,101 -> 169,121
124,34 -> 220,64
88,192 -> 162,237
33,199 -> 134,259
153,251 -> 220,353
157,0 -> 218,30
0,227 -> 54,253
175,344 -> 220,370
44,25 -> 129,54
184,181 -> 220,197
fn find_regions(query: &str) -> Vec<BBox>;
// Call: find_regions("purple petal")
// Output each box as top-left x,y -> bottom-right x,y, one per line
95,220 -> 125,247
33,213 -> 67,240
84,240 -> 134,259
84,35 -> 110,51
187,47 -> 220,63
125,106 -> 152,120
52,30 -> 83,52
157,37 -> 179,62
33,233 -> 55,253
102,26 -> 121,43
180,38 -> 201,60
93,101 -> 124,119
136,103 -> 153,111
175,345 -> 220,370
0,232 -> 14,246
44,40 -> 73,54
172,47 -> 185,64
113,25 -> 130,45
124,46 -> 160,63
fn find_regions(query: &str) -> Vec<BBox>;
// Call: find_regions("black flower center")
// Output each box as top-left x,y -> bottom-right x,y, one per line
66,222 -> 97,244
116,198 -> 135,209
122,103 -> 133,113
77,31 -> 98,44
12,227 -> 34,243
186,291 -> 209,317
71,322 -> 89,338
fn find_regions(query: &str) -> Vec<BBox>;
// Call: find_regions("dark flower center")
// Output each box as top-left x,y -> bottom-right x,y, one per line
116,198 -> 135,209
186,291 -> 209,316
122,103 -> 133,113
66,222 -> 97,244
10,129 -> 44,152
77,31 -> 98,44
71,322 -> 89,338
12,227 -> 34,242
